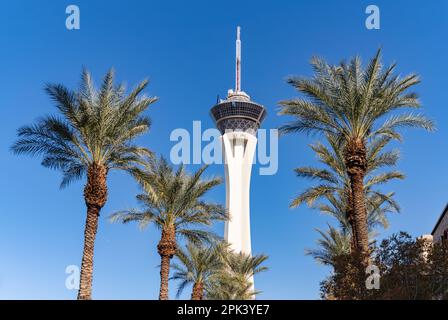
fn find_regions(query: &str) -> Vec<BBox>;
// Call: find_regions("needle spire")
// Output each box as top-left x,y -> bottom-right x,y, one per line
236,26 -> 241,92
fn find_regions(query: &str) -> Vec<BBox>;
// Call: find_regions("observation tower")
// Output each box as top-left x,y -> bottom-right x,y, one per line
210,27 -> 266,289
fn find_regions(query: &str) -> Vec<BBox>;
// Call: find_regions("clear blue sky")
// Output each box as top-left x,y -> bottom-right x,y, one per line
0,0 -> 447,299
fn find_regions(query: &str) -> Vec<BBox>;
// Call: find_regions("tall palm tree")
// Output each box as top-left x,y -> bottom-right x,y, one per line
279,49 -> 434,260
205,251 -> 268,300
171,242 -> 228,300
110,157 -> 227,300
11,69 -> 157,300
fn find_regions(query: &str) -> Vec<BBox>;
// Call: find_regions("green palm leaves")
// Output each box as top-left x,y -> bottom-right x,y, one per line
171,242 -> 227,300
171,241 -> 269,300
12,69 -> 156,187
292,134 -> 401,231
205,247 -> 268,300
306,225 -> 352,266
110,157 -> 227,244
279,49 -> 433,142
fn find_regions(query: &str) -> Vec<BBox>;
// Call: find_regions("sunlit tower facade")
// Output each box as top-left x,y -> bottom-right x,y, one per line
210,27 -> 266,287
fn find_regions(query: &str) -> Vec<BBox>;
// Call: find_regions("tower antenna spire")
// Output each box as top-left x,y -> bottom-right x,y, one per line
236,26 -> 241,92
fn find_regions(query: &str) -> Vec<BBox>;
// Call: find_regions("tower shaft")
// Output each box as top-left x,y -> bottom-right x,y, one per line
222,132 -> 257,255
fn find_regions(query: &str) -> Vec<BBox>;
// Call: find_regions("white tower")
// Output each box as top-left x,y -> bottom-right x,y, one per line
210,27 -> 266,291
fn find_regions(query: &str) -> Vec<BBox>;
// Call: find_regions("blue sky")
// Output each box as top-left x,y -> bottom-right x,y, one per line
0,0 -> 447,299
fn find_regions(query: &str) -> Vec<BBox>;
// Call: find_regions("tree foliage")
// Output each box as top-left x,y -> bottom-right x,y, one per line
320,232 -> 448,300
12,69 -> 157,188
110,157 -> 227,245
205,248 -> 268,300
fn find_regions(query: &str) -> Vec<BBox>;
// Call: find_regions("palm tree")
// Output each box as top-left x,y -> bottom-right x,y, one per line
306,224 -> 352,266
306,192 -> 391,269
110,157 -> 227,300
171,242 -> 228,300
11,69 -> 157,300
279,49 -> 434,260
205,250 -> 268,300
306,195 -> 389,269
291,134 -> 401,248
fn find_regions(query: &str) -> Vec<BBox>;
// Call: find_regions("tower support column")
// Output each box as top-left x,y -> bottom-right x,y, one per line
222,131 -> 257,255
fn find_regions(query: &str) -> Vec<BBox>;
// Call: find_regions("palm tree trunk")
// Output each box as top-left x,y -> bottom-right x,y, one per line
157,225 -> 177,300
159,254 -> 171,300
191,281 -> 204,300
77,163 -> 108,300
344,139 -> 369,265
346,193 -> 358,252
349,171 -> 369,261
77,205 -> 99,300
